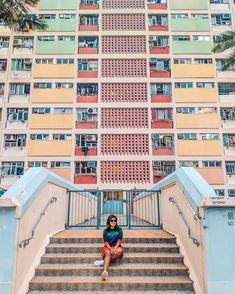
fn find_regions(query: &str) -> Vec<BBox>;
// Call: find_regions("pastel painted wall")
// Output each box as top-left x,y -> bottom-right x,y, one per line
204,208 -> 235,294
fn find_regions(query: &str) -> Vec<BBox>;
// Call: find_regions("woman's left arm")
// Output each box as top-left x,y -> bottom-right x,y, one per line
115,228 -> 123,249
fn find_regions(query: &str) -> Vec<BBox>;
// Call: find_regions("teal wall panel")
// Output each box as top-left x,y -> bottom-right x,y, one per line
171,18 -> 210,32
36,40 -> 76,55
39,0 -> 77,10
172,41 -> 211,54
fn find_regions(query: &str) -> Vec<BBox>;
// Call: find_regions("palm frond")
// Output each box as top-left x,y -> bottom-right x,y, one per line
212,30 -> 235,53
0,0 -> 42,30
221,49 -> 235,71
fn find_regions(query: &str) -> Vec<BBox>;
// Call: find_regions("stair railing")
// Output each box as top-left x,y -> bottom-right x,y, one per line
169,196 -> 200,247
18,196 -> 57,248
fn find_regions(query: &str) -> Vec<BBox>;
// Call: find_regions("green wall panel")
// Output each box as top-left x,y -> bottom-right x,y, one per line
171,18 -> 210,32
172,41 -> 212,54
40,18 -> 77,32
39,0 -> 77,10
36,40 -> 76,55
170,0 -> 208,10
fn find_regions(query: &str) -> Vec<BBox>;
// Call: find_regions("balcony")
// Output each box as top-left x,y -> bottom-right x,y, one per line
226,162 -> 235,185
172,41 -> 211,54
151,120 -> 173,128
78,37 -> 98,54
0,38 -> 9,55
75,147 -> 97,156
39,0 -> 77,10
9,93 -> 30,104
210,2 -> 229,10
217,69 -> 235,79
33,64 -> 75,79
177,140 -> 222,156
28,140 -> 73,156
40,18 -> 76,32
148,1 -> 167,9
80,0 -> 99,10
76,120 -> 97,129
74,174 -> 97,184
77,71 -> 98,78
3,136 -> 26,157
171,18 -> 210,32
175,88 -> 217,103
77,60 -> 98,78
153,163 -> 175,184
77,95 -> 98,103
153,146 -> 174,156
195,167 -> 225,185
30,114 -> 73,129
36,39 -> 76,55
13,37 -> 34,54
223,135 -> 235,156
149,24 -> 168,31
173,64 -> 215,78
219,84 -> 235,103
151,94 -> 172,103
150,69 -> 170,78
31,88 -> 74,103
150,46 -> 169,54
79,15 -> 99,31
6,120 -> 27,130
176,113 -> 220,129
220,108 -> 235,129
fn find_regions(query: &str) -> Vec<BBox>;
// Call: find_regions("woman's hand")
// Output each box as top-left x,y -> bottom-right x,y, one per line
110,248 -> 116,255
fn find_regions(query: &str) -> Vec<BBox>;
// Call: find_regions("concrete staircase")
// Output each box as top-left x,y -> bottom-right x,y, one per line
28,230 -> 195,293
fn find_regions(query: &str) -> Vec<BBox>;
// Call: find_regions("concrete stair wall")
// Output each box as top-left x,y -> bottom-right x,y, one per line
28,230 -> 195,293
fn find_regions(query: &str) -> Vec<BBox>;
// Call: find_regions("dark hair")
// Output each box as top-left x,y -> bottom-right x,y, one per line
106,215 -> 119,230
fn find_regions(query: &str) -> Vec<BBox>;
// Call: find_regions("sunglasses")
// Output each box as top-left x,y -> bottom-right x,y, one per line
110,219 -> 117,223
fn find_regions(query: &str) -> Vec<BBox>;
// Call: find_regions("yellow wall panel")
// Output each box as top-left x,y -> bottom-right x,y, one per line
33,64 -> 75,78
28,141 -> 73,156
31,88 -> 74,103
30,114 -> 73,129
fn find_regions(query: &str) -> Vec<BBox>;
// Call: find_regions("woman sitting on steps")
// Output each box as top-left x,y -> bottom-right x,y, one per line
94,214 -> 124,281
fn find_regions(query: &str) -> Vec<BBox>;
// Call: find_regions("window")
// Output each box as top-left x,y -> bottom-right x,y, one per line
195,58 -> 212,64
56,58 -> 74,64
177,133 -> 197,140
152,134 -> 174,147
214,189 -> 225,197
38,36 -> 55,42
28,161 -> 47,167
176,107 -> 195,114
54,108 -> 73,114
78,59 -> 98,71
53,134 -> 72,140
57,36 -> 75,41
10,84 -> 30,95
59,14 -> 76,19
197,82 -> 214,88
35,59 -> 53,64
174,58 -> 191,64
34,83 -> 52,89
7,108 -> 28,121
4,134 -> 26,148
179,161 -> 199,167
2,162 -> 24,176
78,84 -> 98,96
76,134 -> 98,147
171,14 -> 188,19
51,162 -> 71,168
200,133 -> 219,140
56,83 -> 73,89
150,83 -> 171,95
226,162 -> 235,175
32,108 -> 50,114
202,161 -> 222,167
39,14 -> 56,20
80,15 -> 99,25
30,134 -> 49,140
175,82 -> 193,88
173,35 -> 190,41
75,161 -> 97,174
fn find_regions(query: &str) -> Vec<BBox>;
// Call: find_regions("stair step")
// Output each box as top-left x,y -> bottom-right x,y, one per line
50,237 -> 176,244
46,243 -> 179,254
28,291 -> 195,294
41,253 -> 184,264
36,263 -> 188,277
29,276 -> 194,291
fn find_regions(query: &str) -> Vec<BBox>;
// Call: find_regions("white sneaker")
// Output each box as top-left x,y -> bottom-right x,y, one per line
101,270 -> 108,281
94,259 -> 104,267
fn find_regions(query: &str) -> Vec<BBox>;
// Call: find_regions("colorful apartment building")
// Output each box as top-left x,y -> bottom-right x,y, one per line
0,0 -> 235,196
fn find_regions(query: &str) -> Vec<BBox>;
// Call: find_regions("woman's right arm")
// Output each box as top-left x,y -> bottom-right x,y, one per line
103,230 -> 111,250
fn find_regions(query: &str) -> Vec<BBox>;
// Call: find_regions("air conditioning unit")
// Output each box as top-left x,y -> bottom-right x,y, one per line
150,36 -> 158,41
86,135 -> 97,142
13,39 -> 23,46
228,189 -> 235,197
214,35 -> 223,42
222,14 -> 230,20
87,108 -> 97,114
87,161 -> 96,168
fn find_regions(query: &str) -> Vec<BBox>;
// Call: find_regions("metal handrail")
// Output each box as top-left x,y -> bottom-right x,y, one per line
169,197 -> 200,247
19,197 -> 57,248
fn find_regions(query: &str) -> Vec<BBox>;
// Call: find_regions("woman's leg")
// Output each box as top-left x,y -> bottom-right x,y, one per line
103,250 -> 111,271
111,247 -> 123,260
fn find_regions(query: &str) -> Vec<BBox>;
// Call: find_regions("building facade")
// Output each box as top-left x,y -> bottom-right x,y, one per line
0,0 -> 235,196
